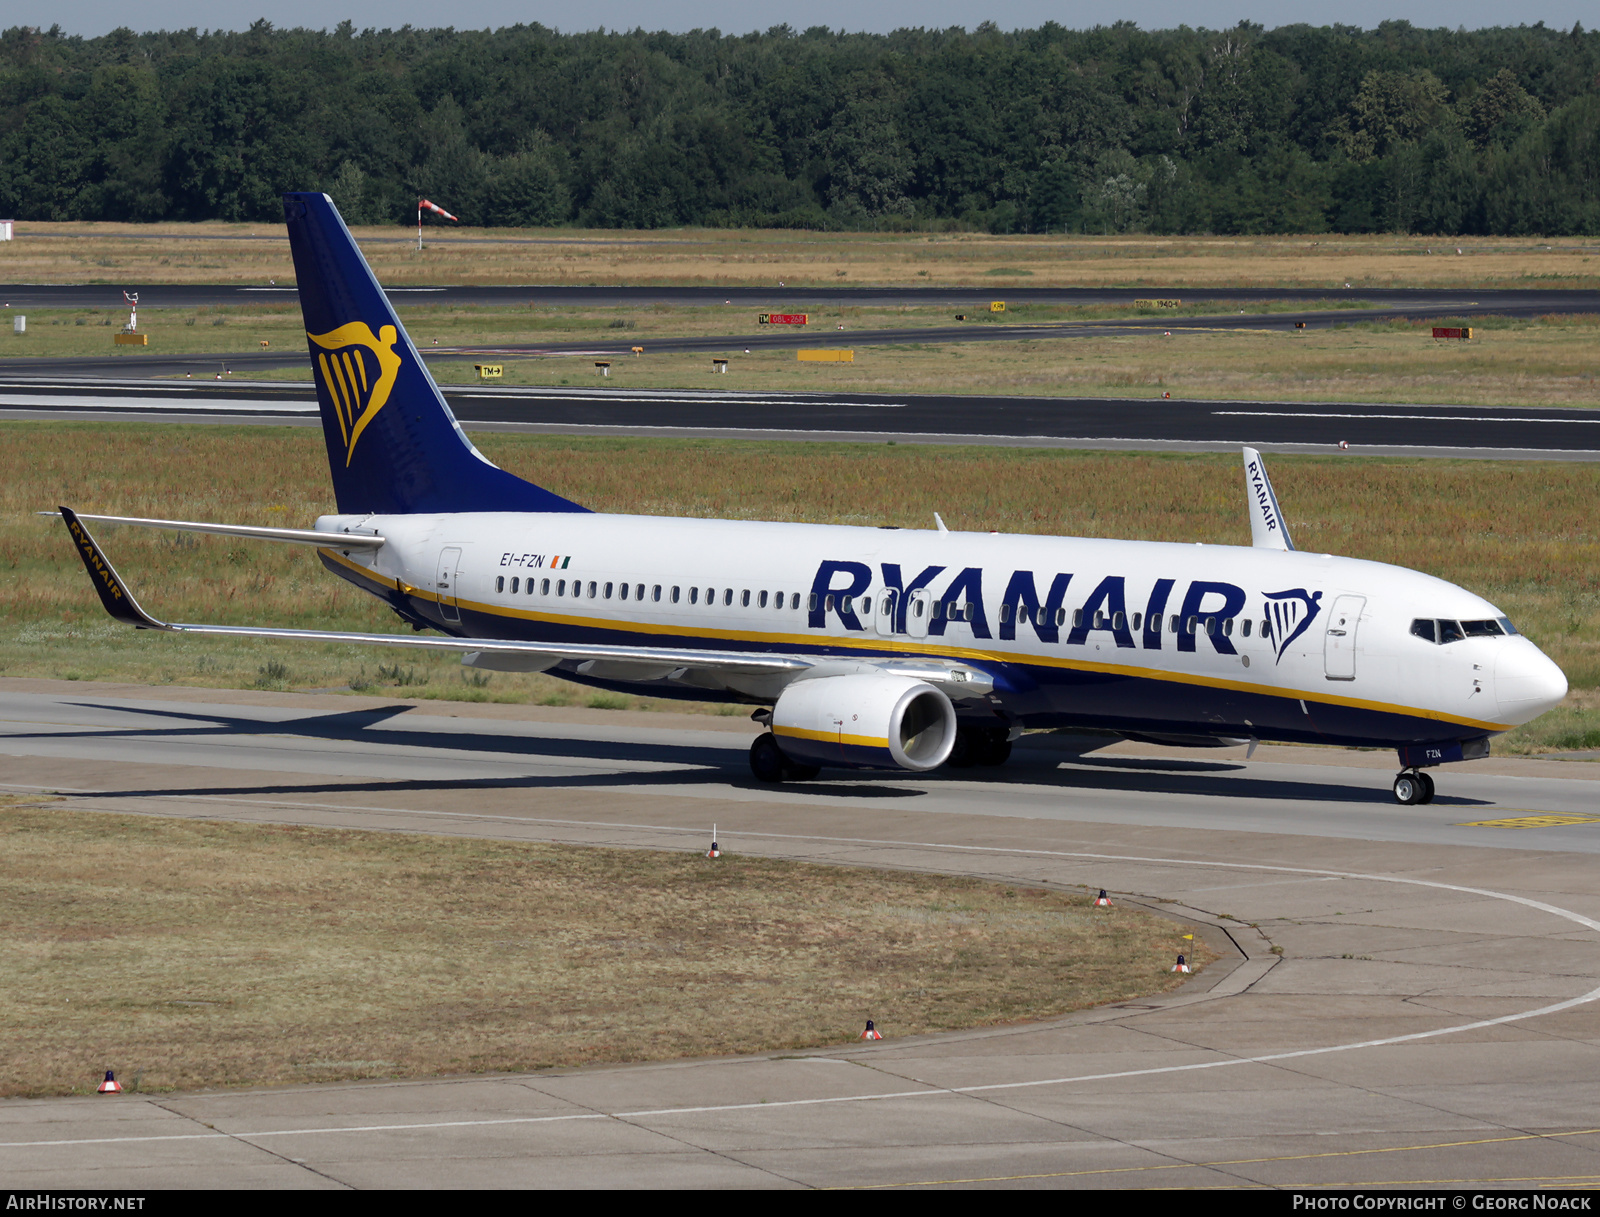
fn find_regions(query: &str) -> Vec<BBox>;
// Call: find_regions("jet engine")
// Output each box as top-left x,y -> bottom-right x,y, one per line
770,671 -> 957,771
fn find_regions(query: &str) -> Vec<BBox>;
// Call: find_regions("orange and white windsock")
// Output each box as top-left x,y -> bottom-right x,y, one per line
418,199 -> 459,222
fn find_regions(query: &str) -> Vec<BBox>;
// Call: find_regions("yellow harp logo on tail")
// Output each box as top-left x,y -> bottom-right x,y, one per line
308,322 -> 403,466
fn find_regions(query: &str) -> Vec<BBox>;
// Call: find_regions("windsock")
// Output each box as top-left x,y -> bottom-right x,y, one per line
419,199 -> 460,222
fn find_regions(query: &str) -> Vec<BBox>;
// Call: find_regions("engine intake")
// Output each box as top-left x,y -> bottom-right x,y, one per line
771,672 -> 957,771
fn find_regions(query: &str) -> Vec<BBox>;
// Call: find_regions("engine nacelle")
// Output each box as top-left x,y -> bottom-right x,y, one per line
771,672 -> 957,771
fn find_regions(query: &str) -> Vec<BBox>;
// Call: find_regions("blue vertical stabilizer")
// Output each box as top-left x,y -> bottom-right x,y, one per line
282,192 -> 588,516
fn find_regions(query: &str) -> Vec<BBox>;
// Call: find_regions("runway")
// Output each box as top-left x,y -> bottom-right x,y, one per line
4,679 -> 1600,1189
4,281 -> 1598,314
4,377 -> 1599,460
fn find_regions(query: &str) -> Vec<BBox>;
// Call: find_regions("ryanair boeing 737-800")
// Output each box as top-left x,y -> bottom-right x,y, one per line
58,193 -> 1568,804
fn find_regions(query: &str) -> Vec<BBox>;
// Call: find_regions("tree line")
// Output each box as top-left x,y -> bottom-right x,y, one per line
1,19 -> 1597,234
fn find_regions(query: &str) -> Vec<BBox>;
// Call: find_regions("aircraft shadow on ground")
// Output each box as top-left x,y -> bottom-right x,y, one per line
26,699 -> 1494,808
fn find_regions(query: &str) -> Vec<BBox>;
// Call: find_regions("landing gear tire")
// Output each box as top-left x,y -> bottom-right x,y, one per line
976,730 -> 1012,767
1394,771 -> 1426,805
1416,771 -> 1435,804
750,733 -> 788,783
948,725 -> 1011,769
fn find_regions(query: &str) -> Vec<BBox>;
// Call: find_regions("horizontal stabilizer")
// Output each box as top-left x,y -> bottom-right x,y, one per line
42,511 -> 384,550
1242,446 -> 1294,551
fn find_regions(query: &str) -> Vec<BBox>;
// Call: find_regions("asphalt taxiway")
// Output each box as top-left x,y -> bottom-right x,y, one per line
4,679 -> 1600,1189
3,377 -> 1598,460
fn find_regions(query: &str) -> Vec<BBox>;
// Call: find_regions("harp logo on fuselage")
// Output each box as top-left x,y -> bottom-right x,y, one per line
308,322 -> 403,466
1263,587 -> 1323,663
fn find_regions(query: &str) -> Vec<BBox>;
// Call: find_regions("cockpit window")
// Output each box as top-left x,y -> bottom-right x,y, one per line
1414,617 -> 1508,644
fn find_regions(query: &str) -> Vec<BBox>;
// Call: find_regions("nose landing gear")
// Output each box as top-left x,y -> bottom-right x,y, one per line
1393,769 -> 1436,805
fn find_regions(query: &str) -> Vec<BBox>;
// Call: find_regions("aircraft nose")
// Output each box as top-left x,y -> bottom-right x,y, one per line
1494,638 -> 1568,724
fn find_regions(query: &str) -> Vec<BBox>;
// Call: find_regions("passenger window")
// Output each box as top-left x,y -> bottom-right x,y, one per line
999,604 -> 1012,624
1205,617 -> 1217,636
1072,609 -> 1083,628
824,594 -> 834,612
690,587 -> 699,605
496,576 -> 505,593
809,593 -> 818,612
1055,607 -> 1067,627
725,589 -> 735,607
1241,619 -> 1252,637
618,583 -> 628,601
706,587 -> 714,605
1149,612 -> 1162,633
742,590 -> 751,607
913,600 -> 924,618
1171,616 -> 1180,633
604,582 -> 613,599
1112,611 -> 1126,631
1093,610 -> 1104,629
1187,616 -> 1199,634
653,585 -> 662,602
541,579 -> 550,595
1132,613 -> 1142,632
1036,607 -> 1047,626
636,584 -> 644,600
587,581 -> 597,598
1261,619 -> 1271,638
557,579 -> 566,596
964,602 -> 976,622
511,577 -> 520,594
671,586 -> 680,603
759,590 -> 768,608
1410,618 -> 1437,644
1222,618 -> 1233,637
1439,619 -> 1465,644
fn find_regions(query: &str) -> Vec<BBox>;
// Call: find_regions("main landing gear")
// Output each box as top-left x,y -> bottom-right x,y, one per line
749,733 -> 820,784
946,724 -> 1012,769
1393,769 -> 1436,805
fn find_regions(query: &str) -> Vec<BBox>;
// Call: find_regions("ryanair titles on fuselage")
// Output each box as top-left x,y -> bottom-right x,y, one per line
807,559 -> 1303,659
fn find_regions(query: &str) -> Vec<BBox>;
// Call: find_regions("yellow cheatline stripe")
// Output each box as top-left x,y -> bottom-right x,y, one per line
314,551 -> 1510,731
772,725 -> 889,749
832,1127 -> 1600,1190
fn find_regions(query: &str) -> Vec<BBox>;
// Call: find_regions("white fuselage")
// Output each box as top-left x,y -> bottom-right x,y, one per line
317,511 -> 1567,748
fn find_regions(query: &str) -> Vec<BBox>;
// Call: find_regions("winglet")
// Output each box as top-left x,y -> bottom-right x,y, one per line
58,507 -> 170,629
1241,448 -> 1294,551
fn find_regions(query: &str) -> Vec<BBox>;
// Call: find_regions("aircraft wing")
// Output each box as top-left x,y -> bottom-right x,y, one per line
58,506 -> 807,679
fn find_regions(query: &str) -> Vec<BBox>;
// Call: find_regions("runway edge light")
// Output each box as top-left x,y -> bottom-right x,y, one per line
1171,954 -> 1191,974
860,1020 -> 883,1041
97,1070 -> 122,1094
707,824 -> 720,859
1095,889 -> 1112,907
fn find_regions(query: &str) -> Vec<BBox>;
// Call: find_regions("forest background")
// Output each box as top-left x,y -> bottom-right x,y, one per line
1,19 -> 1597,235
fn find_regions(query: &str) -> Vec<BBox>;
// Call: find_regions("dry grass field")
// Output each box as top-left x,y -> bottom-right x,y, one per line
0,799 -> 1206,1096
8,302 -> 1598,409
3,222 -> 1598,289
1,423 -> 1594,751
